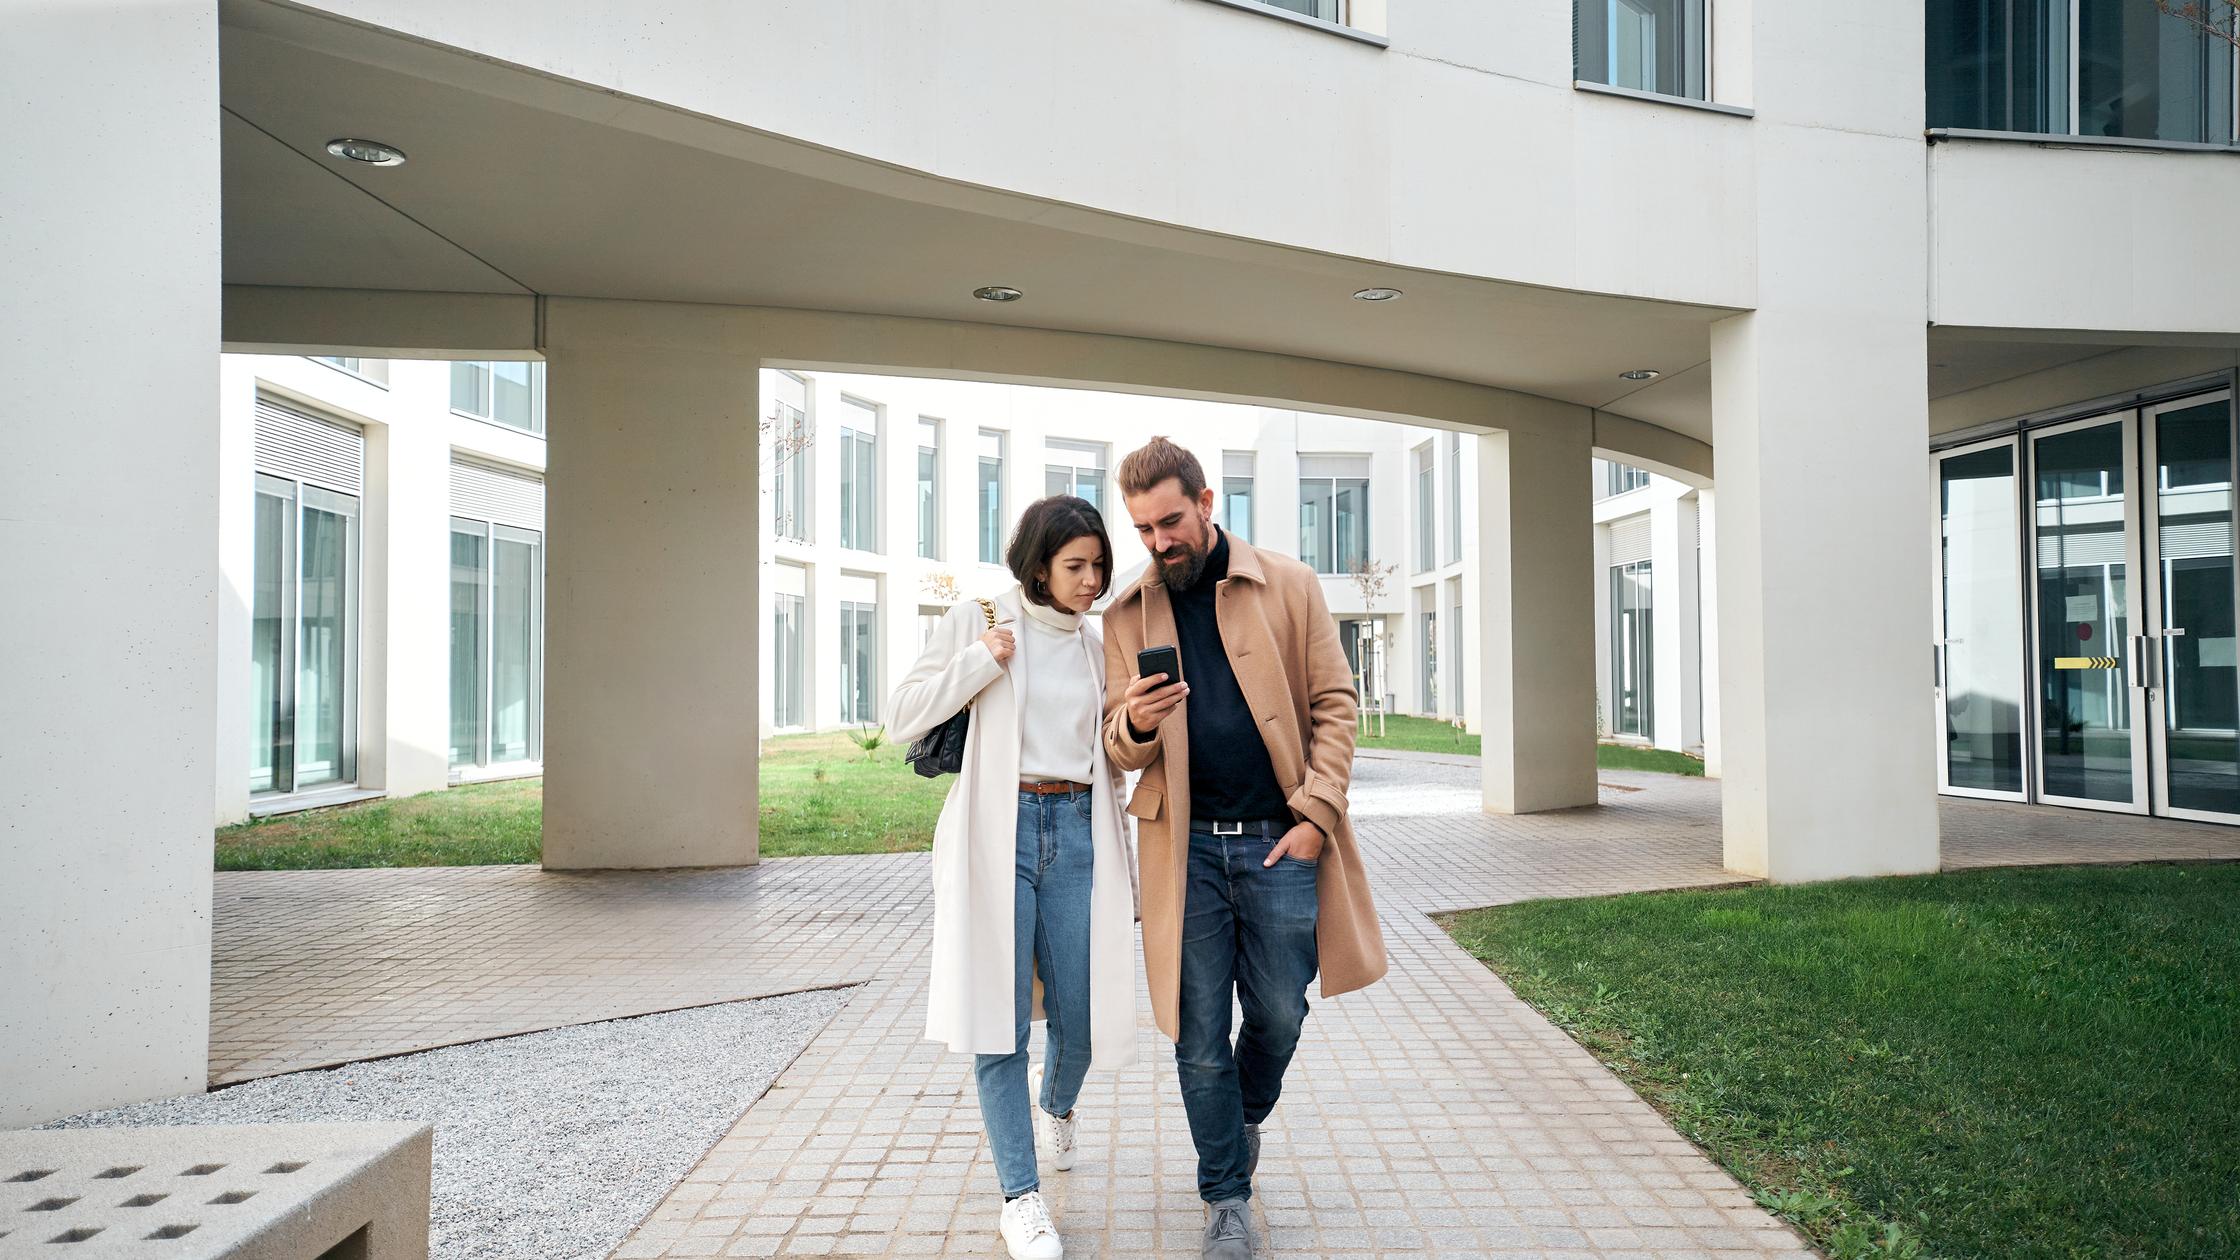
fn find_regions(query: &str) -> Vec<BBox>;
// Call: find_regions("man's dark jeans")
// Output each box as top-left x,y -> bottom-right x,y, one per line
1175,826 -> 1320,1204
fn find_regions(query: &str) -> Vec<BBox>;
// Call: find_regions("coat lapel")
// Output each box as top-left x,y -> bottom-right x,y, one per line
1212,537 -> 1305,800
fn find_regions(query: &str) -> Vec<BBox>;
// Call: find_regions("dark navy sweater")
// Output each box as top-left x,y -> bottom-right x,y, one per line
1169,530 -> 1289,822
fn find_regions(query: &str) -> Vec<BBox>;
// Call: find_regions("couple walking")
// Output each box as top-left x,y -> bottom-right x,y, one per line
887,438 -> 1387,1259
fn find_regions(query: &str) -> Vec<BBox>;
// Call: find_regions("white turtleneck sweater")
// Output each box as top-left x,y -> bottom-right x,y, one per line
1016,596 -> 1098,784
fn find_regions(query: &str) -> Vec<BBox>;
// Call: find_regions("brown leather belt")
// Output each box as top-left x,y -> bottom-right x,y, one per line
1019,780 -> 1091,795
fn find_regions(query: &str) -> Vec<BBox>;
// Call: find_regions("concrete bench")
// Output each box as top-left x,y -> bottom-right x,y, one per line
0,1123 -> 429,1258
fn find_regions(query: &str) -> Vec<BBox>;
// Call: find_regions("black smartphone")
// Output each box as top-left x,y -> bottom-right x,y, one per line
1136,644 -> 1182,687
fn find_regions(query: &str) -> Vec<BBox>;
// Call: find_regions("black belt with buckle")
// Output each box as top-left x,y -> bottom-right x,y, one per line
1188,816 -> 1291,838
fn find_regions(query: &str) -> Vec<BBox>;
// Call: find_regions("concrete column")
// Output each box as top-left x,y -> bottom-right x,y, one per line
1696,488 -> 1723,777
359,392 -> 453,802
1457,434 -> 1484,735
542,302 -> 761,869
1650,493 -> 1702,753
1478,427 -> 1598,813
1709,0 -> 1938,881
0,0 -> 218,1125
215,359 -> 259,825
1591,519 -> 1613,739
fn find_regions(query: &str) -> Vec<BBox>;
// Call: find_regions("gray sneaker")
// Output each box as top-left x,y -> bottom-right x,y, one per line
1202,1197 -> 1252,1259
1243,1123 -> 1261,1181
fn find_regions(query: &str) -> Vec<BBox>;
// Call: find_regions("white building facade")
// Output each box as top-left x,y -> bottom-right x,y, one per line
11,0 -> 2240,1124
756,371 -> 1484,738
214,355 -> 551,825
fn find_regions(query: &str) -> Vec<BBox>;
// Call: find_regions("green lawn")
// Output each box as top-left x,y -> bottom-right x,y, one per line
757,730 -> 947,856
215,733 -> 949,869
215,724 -> 1702,869
1360,714 -> 1705,776
1594,741 -> 1706,776
1442,865 -> 2240,1260
1357,712 -> 1482,753
216,776 -> 543,869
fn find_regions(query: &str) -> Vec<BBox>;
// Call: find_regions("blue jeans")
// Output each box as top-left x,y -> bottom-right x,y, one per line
974,788 -> 1097,1198
1175,827 -> 1320,1204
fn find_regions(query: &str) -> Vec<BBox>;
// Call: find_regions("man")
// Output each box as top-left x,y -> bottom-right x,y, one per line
1101,437 -> 1387,1260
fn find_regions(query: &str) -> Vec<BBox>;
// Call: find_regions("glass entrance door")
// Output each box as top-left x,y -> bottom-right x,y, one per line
1935,390 -> 2240,823
2145,392 -> 2240,822
2028,413 -> 2148,813
1934,438 -> 2029,798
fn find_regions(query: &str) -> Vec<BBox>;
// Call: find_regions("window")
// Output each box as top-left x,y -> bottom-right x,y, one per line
1421,608 -> 1440,713
1414,443 -> 1436,571
979,430 -> 1006,564
919,608 -> 945,647
771,372 -> 811,543
1927,0 -> 2238,144
1576,0 -> 1707,101
917,418 -> 941,559
840,601 -> 878,724
773,590 -> 807,729
450,361 -> 545,433
840,399 -> 879,551
1221,451 -> 1256,543
1445,432 -> 1463,561
449,517 -> 544,768
1260,0 -> 1340,19
310,356 -> 388,386
1044,439 -> 1108,510
1300,456 -> 1372,576
251,399 -> 364,796
1603,460 -> 1651,498
2078,0 -> 2236,143
252,473 -> 360,794
1926,0 -> 2072,132
1611,560 -> 1655,738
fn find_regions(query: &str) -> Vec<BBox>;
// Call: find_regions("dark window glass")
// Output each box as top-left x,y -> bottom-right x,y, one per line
1576,0 -> 1707,100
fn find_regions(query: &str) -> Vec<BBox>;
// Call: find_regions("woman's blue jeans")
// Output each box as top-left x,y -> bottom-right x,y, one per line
973,788 -> 1097,1197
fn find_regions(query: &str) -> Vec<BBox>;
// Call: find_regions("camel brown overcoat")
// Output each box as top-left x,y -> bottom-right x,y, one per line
1100,532 -> 1388,1043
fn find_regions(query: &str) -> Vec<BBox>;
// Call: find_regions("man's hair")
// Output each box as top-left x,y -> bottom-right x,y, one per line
1117,436 -> 1207,501
1006,495 -> 1112,607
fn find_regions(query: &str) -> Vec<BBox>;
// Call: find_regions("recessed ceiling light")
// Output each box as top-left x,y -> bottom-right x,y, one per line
1352,287 -> 1403,302
325,138 -> 407,167
973,285 -> 1024,303
1619,369 -> 1662,381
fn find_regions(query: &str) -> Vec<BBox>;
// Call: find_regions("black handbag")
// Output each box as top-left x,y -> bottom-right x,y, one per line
905,598 -> 998,778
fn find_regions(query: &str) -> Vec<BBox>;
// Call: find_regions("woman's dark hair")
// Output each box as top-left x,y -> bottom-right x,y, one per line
1006,495 -> 1113,607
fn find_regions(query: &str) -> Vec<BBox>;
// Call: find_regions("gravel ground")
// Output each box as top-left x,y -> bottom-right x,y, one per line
45,987 -> 853,1260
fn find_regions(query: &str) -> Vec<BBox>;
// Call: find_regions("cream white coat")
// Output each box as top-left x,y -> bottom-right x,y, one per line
886,587 -> 1139,1065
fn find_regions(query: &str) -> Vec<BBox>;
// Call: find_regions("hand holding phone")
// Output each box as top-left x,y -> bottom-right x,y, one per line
1126,644 -> 1189,733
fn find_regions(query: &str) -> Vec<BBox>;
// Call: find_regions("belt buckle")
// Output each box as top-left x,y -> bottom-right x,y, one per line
1211,819 -> 1244,836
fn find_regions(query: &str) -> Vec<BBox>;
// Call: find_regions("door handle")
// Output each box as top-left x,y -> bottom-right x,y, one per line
2131,634 -> 2153,689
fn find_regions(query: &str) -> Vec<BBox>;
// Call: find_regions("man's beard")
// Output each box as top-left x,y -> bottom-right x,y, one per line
1154,519 -> 1214,590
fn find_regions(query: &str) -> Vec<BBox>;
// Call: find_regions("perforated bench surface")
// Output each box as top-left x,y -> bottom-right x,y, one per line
0,1124 -> 430,1259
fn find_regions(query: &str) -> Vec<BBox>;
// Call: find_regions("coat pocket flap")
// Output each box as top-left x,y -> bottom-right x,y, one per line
1124,785 -> 1163,820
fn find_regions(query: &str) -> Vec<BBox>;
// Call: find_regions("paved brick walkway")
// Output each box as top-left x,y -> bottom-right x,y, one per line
205,760 -> 2240,1258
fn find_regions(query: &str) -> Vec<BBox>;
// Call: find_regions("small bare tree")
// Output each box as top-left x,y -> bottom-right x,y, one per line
762,398 -> 815,540
1348,559 -> 1397,738
2154,1 -> 2240,49
921,570 -> 961,605
758,396 -> 815,758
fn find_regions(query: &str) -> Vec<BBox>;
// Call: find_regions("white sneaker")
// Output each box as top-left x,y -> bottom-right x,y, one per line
1049,1106 -> 1079,1172
999,1190 -> 1064,1260
1030,1065 -> 1080,1172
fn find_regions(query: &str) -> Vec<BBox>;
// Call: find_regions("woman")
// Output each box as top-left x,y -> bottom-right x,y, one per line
886,495 -> 1139,1260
